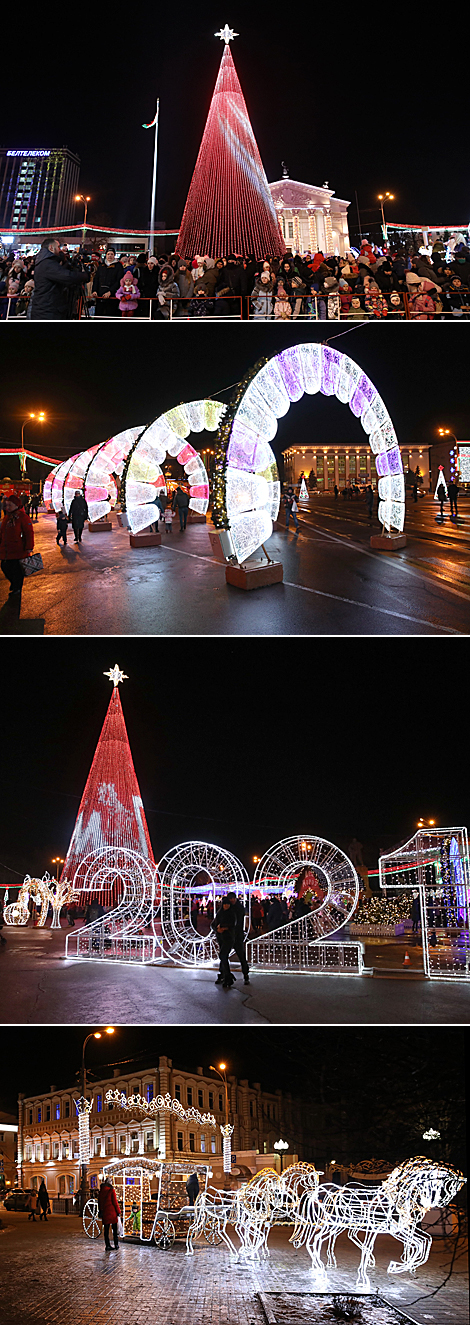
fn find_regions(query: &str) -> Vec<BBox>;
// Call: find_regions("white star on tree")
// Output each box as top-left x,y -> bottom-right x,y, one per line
104,665 -> 129,688
215,24 -> 238,43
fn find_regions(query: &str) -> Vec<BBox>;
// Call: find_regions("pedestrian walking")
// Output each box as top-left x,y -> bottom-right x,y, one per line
434,467 -> 448,522
185,1173 -> 200,1206
56,506 -> 68,545
448,478 -> 459,518
172,485 -> 190,531
284,487 -> 299,533
98,1177 -> 121,1250
163,503 -> 174,533
224,890 -> 250,984
0,490 -> 34,597
68,491 -> 88,543
211,898 -> 237,988
30,493 -> 40,521
365,485 -> 374,520
38,1180 -> 50,1220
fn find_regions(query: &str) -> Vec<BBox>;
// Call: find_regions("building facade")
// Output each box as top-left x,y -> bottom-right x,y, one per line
0,1112 -> 18,1191
0,148 -> 80,232
283,442 -> 431,491
269,176 -> 350,257
18,1056 -> 315,1197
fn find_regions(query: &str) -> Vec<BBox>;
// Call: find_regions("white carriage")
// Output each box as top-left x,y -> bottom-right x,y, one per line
82,1159 -> 215,1248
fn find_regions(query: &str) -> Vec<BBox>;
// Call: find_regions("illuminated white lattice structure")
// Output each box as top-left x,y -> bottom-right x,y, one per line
214,344 -> 404,563
221,1124 -> 234,1174
75,1096 -> 93,1165
158,841 -> 249,966
3,873 -> 54,927
291,1157 -> 465,1291
43,401 -> 226,531
83,1159 -> 213,1247
379,826 -> 470,978
104,1089 -> 216,1130
246,836 -> 361,974
186,1163 -> 320,1262
65,847 -> 161,964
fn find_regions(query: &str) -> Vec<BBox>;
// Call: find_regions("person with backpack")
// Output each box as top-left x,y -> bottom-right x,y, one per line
284,486 -> 299,533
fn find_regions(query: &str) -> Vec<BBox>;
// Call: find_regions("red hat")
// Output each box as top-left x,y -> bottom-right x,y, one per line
4,490 -> 21,507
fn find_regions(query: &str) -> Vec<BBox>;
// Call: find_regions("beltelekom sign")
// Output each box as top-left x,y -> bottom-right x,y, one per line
6,150 -> 51,157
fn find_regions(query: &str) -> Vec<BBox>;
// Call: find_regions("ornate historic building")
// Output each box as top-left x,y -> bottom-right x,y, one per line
269,174 -> 350,256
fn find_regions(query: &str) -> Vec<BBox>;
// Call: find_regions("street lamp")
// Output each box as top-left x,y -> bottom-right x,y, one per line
209,1062 -> 233,1179
79,1028 -> 115,1213
423,1128 -> 441,1140
417,818 -> 436,829
75,194 -> 91,245
20,412 -> 45,477
51,857 -> 64,882
438,428 -> 459,484
273,1139 -> 289,1172
378,192 -> 394,242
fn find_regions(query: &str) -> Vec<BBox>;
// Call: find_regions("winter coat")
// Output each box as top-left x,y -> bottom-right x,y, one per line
211,903 -> 237,941
172,487 -> 190,509
176,264 -> 194,299
157,266 -> 180,316
250,278 -> 274,318
92,260 -> 124,299
116,280 -> 140,312
30,248 -> 86,319
139,264 -> 160,298
98,1182 -> 121,1223
68,495 -> 89,528
0,507 -> 34,559
38,1183 -> 50,1211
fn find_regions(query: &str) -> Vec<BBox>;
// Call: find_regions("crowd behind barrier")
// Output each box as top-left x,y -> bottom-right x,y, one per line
2,236 -> 470,320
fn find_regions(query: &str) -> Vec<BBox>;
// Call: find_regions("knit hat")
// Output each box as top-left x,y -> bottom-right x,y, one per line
4,490 -> 21,507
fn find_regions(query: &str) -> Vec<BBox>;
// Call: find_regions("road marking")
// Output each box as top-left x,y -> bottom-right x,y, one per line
287,519 -> 470,606
281,581 -> 462,633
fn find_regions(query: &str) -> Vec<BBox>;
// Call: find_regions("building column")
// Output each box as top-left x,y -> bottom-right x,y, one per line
315,210 -> 325,251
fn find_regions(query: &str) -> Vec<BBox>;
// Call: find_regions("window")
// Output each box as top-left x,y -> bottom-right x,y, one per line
106,1136 -> 113,1156
67,1176 -> 74,1194
46,1105 -> 51,1122
197,1089 -> 203,1109
96,1094 -> 102,1113
37,1108 -> 41,1124
187,1087 -> 193,1106
146,1083 -> 154,1104
43,1143 -> 50,1161
349,452 -> 356,479
25,1143 -> 32,1160
175,1084 -> 181,1102
145,1131 -> 154,1153
316,453 -> 324,488
327,454 -> 335,490
119,1136 -> 126,1155
32,1175 -> 38,1190
35,1143 -> 41,1160
64,1101 -> 70,1118
211,1136 -> 216,1154
29,1109 -> 33,1125
59,1176 -> 66,1194
189,1133 -> 195,1152
209,1092 -> 214,1110
200,1134 -> 206,1153
288,221 -> 294,239
131,1132 -> 139,1154
338,454 -> 346,486
132,1084 -> 139,1097
359,452 -> 368,480
53,1142 -> 59,1159
63,1140 -> 70,1159
218,1094 -> 223,1114
177,1132 -> 183,1152
90,1174 -> 98,1189
55,1104 -> 60,1121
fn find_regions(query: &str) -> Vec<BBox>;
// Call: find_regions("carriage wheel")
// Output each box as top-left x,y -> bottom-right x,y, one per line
153,1217 -> 175,1249
83,1199 -> 102,1239
204,1218 -> 223,1245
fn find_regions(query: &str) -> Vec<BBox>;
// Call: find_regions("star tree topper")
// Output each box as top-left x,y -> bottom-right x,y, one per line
104,665 -> 129,688
215,23 -> 238,43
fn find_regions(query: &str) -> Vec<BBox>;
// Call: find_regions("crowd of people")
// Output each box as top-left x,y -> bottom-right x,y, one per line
2,235 -> 470,320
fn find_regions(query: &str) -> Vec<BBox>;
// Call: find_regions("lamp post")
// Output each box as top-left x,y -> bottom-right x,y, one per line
378,192 -> 394,243
438,428 -> 459,485
79,1028 -> 115,1213
75,195 -> 91,247
273,1139 -> 289,1173
143,99 -> 160,257
209,1062 -> 233,1179
52,857 -> 64,882
20,412 -> 45,477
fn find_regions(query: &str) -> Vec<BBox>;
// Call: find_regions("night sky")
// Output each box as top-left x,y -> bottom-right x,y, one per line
0,636 -> 467,884
0,325 -> 468,478
1,4 -> 468,234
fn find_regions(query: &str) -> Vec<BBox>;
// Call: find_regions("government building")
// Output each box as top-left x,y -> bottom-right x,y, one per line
282,441 -> 431,491
269,172 -> 350,256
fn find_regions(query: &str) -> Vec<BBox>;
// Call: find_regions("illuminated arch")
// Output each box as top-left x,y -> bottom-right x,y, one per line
213,343 -> 404,563
158,840 -> 249,966
250,834 -> 359,944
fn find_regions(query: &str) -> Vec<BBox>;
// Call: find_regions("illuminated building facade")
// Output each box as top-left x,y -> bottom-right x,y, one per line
18,1056 -> 315,1196
283,442 -> 431,491
0,148 -> 80,231
0,1112 -> 18,1190
269,176 -> 350,257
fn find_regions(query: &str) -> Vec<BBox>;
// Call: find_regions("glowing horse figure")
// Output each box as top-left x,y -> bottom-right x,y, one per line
186,1164 -> 320,1264
291,1157 -> 465,1291
186,1187 -> 239,1259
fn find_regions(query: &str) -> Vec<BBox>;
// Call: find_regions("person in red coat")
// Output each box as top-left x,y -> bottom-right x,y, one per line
0,490 -> 34,596
98,1178 -> 121,1250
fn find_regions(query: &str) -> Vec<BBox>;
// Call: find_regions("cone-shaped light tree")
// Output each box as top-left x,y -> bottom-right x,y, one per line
177,29 -> 285,259
60,666 -> 154,903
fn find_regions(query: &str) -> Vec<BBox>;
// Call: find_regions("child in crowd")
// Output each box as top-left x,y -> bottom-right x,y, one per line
116,271 -> 141,317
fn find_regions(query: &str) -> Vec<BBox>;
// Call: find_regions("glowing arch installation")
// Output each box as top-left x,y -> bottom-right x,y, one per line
212,343 -> 405,564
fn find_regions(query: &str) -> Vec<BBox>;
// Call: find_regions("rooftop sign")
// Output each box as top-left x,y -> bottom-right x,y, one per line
6,150 -> 51,158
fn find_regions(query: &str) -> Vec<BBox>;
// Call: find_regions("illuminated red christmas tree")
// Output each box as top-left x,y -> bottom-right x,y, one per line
61,666 -> 154,903
177,29 -> 285,259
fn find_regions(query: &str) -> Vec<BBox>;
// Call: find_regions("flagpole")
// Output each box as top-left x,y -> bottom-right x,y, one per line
143,99 -> 159,257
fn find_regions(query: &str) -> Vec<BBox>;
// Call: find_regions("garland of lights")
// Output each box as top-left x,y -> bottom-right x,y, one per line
291,1157 -> 465,1291
104,1090 -> 216,1129
3,872 -> 78,928
379,827 -> 470,980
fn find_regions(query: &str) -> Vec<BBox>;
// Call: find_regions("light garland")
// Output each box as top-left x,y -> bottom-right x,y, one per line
75,1096 -> 93,1165
65,845 -> 161,965
2,872 -> 78,929
291,1157 -> 465,1291
104,1089 -> 216,1129
379,826 -> 470,979
157,840 -> 249,967
245,835 -> 359,966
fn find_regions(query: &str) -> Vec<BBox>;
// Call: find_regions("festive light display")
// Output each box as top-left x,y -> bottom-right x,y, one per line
298,477 -> 309,501
221,1123 -> 234,1174
104,1089 -> 216,1129
176,33 -> 285,259
65,846 -> 160,964
379,826 -> 470,978
3,873 -> 52,926
60,671 -> 154,903
246,836 -> 359,972
213,344 -> 404,564
434,466 -> 449,503
83,1161 -> 213,1246
291,1157 -> 465,1291
75,1096 -> 93,1165
186,1164 -> 320,1262
158,840 -> 249,966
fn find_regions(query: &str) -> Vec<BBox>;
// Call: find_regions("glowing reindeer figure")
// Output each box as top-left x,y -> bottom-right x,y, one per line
291,1157 -> 465,1291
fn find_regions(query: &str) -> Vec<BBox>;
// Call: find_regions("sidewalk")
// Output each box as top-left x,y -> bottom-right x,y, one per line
0,1216 -> 466,1325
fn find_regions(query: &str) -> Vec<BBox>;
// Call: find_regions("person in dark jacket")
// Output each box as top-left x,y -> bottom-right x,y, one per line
185,1173 -> 200,1205
56,506 -> 68,545
38,1180 -> 50,1220
224,890 -> 250,984
92,248 -> 123,316
98,1178 -> 121,1250
68,491 -> 89,542
172,485 -> 190,530
30,238 -> 87,320
211,899 -> 237,988
0,490 -> 34,595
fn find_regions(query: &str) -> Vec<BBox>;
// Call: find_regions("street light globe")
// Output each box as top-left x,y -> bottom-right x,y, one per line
219,1062 -> 226,1071
93,1032 -> 101,1040
105,1027 -> 115,1035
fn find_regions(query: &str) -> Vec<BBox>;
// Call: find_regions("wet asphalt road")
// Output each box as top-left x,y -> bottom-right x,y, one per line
0,496 -> 469,636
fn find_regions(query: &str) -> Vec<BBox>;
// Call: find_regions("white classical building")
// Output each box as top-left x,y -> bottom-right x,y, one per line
283,441 -> 431,492
269,174 -> 350,256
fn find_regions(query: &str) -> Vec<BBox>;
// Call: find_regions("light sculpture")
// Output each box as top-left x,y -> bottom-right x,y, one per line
176,32 -> 285,259
157,840 -> 249,966
186,1163 -> 320,1262
104,1089 -> 216,1129
3,873 -> 53,927
379,826 -> 470,978
83,1159 -> 213,1246
221,1123 -> 234,1174
75,1096 -> 93,1165
213,344 -> 404,564
290,1157 -> 465,1292
246,835 -> 360,974
65,846 -> 161,965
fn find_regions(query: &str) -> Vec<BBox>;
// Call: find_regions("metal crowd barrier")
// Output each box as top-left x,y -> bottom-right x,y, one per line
3,291 -> 470,321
